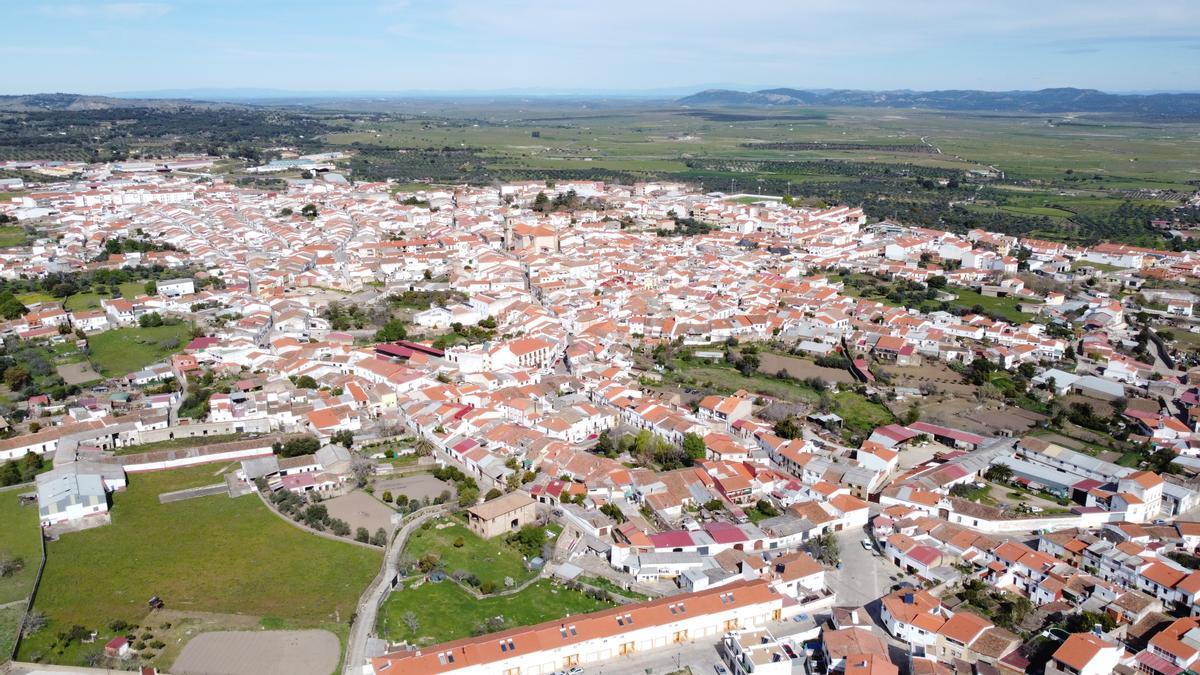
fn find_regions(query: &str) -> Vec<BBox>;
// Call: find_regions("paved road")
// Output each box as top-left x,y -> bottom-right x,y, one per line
343,504 -> 450,675
824,529 -> 901,608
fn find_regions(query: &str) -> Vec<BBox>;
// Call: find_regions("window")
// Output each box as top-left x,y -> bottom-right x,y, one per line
616,616 -> 624,627
569,625 -> 577,636
624,614 -> 633,625
560,627 -> 568,639
669,604 -> 677,615
678,602 -> 686,613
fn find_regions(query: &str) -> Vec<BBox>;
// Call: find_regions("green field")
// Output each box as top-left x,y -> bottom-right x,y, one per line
0,226 -> 26,248
949,287 -> 1034,324
0,486 -> 44,605
0,604 -> 22,661
665,360 -> 820,403
316,102 -> 1200,247
376,579 -> 613,646
404,517 -> 535,587
833,391 -> 896,436
15,292 -> 55,306
87,323 -> 192,376
19,464 -> 380,666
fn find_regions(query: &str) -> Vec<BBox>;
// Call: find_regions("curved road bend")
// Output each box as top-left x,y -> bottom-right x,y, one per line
343,504 -> 450,675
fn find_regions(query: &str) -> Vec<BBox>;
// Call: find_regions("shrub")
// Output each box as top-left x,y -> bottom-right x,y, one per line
453,536 -> 465,548
479,580 -> 497,594
382,491 -> 393,503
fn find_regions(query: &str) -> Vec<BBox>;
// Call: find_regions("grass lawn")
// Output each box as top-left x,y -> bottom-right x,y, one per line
15,292 -> 56,306
404,518 -> 534,587
63,292 -> 104,312
833,391 -> 896,436
952,484 -> 998,505
1071,260 -> 1126,273
119,281 -> 149,298
112,433 -> 253,456
65,283 -> 151,312
0,486 -> 44,605
948,287 -> 1034,324
19,464 -> 380,666
0,604 -> 23,661
87,323 -> 192,377
0,226 -> 27,247
577,575 -> 651,601
667,360 -> 819,404
377,579 -> 614,646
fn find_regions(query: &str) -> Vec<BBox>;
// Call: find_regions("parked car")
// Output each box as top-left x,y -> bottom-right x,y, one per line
860,538 -> 873,550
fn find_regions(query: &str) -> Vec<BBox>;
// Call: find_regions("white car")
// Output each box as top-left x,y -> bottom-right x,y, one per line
860,538 -> 873,550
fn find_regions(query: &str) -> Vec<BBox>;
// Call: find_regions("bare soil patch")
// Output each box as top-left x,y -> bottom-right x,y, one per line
57,361 -> 102,385
172,629 -> 339,675
373,473 -> 455,502
879,362 -> 975,396
323,490 -> 395,533
758,353 -> 855,384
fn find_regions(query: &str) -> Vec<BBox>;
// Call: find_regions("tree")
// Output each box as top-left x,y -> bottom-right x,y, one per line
375,318 -> 407,342
3,366 -> 30,391
682,432 -> 707,462
414,436 -> 434,457
806,532 -> 840,566
984,463 -> 1014,483
301,203 -> 319,219
371,528 -> 388,546
600,502 -> 626,523
506,524 -> 547,559
144,280 -> 158,295
902,402 -> 921,425
329,518 -> 351,536
773,416 -> 801,440
755,499 -> 779,518
594,430 -> 615,457
0,460 -> 21,486
356,527 -> 370,543
331,429 -> 354,448
401,611 -> 419,633
484,488 -> 503,500
532,191 -> 550,212
294,375 -> 318,389
458,486 -> 479,508
278,436 -> 321,457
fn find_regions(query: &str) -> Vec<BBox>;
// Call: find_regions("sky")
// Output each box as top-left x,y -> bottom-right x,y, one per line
6,0 -> 1200,96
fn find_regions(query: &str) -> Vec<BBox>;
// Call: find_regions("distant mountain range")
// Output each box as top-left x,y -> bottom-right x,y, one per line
0,93 -> 237,112
676,87 -> 1200,117
5,87 -> 1200,118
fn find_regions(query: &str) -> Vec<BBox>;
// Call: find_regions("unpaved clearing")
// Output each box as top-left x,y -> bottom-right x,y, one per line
172,629 -> 339,675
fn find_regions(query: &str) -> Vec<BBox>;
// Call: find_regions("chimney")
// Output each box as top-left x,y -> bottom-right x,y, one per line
851,609 -> 859,623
